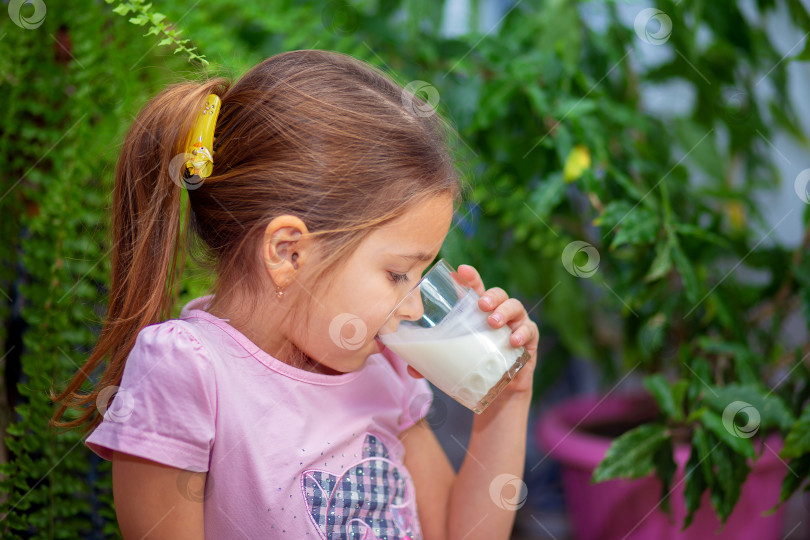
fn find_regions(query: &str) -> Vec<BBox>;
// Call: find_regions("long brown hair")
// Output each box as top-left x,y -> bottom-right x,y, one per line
50,49 -> 465,434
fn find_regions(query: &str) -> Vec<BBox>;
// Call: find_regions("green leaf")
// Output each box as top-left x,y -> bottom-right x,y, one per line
644,236 -> 674,282
682,429 -> 709,530
129,14 -> 149,26
638,312 -> 667,357
607,167 -> 647,202
781,405 -> 810,459
673,223 -> 731,248
527,172 -> 565,219
609,205 -> 660,249
710,441 -> 750,523
524,84 -> 548,115
653,438 -> 677,515
552,98 -> 598,120
699,409 -> 755,459
771,453 -> 810,510
593,200 -> 633,228
643,374 -> 681,421
685,357 -> 714,407
158,37 -> 173,47
703,383 -> 795,433
671,240 -> 700,304
112,4 -> 132,15
693,424 -> 717,483
672,380 -> 688,418
592,423 -> 669,482
151,12 -> 166,24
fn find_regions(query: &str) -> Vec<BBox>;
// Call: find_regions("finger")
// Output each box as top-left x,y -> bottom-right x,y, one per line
455,264 -> 486,296
486,297 -> 525,327
407,365 -> 424,379
479,287 -> 509,311
509,320 -> 539,349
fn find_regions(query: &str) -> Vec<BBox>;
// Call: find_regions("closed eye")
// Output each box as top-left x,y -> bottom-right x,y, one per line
388,271 -> 409,284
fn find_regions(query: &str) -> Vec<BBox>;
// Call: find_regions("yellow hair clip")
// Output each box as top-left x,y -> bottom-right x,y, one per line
184,94 -> 221,180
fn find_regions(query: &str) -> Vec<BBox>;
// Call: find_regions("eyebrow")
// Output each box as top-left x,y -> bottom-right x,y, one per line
393,251 -> 435,262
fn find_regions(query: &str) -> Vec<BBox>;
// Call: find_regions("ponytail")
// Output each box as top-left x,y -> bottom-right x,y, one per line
50,77 -> 230,434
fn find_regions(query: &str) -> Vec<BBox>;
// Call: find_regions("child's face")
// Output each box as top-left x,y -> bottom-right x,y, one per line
299,194 -> 454,373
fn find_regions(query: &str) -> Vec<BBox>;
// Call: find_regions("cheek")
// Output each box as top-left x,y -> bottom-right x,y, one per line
301,271 -> 400,354
323,312 -> 372,351
336,278 -> 398,327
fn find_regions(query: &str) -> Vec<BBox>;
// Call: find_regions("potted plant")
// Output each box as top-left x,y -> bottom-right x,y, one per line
432,0 -> 810,537
510,5 -> 810,540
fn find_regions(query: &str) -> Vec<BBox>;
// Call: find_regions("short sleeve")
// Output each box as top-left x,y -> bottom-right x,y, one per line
381,349 -> 434,432
85,320 -> 217,472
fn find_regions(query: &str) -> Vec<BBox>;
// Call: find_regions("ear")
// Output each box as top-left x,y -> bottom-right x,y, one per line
262,215 -> 311,289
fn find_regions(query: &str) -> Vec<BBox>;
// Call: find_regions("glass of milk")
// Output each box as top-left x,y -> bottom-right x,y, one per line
378,259 -> 529,414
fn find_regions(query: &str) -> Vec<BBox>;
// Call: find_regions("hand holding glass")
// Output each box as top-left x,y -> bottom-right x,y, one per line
378,259 -> 529,414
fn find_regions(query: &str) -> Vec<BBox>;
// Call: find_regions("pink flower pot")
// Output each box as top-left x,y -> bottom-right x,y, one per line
536,392 -> 787,540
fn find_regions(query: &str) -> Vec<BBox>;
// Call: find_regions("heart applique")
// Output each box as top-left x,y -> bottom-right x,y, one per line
302,433 -> 422,540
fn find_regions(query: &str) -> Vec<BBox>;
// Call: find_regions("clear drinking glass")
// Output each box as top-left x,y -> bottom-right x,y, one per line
378,259 -> 529,414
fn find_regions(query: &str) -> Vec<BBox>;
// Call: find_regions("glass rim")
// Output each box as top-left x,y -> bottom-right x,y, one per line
382,258 -> 464,325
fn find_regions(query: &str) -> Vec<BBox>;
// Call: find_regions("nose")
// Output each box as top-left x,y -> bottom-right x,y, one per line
396,289 -> 425,323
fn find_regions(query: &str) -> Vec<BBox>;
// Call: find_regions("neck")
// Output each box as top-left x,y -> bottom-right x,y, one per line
205,291 -> 341,376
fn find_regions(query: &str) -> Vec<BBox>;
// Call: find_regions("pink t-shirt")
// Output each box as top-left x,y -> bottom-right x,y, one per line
85,295 -> 432,539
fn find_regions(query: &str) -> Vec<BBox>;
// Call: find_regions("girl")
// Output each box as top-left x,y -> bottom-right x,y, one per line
52,49 -> 539,540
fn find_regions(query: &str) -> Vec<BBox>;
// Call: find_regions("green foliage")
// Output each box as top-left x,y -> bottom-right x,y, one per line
682,426 -> 751,528
104,0 -> 209,64
643,374 -> 686,422
0,0 -> 196,536
704,383 -> 796,432
592,423 -> 671,482
773,404 -> 810,507
2,0 -> 810,536
782,405 -> 810,459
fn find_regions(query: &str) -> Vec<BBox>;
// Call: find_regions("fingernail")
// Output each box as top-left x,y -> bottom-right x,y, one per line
481,296 -> 493,308
515,334 -> 524,345
490,313 -> 503,324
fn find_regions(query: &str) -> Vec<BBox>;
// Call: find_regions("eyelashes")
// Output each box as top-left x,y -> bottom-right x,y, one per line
388,272 -> 409,284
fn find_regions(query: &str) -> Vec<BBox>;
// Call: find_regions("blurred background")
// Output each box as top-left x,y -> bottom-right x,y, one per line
2,0 -> 809,538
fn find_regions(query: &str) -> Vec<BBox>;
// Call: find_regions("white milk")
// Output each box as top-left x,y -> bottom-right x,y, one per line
380,291 -> 525,410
